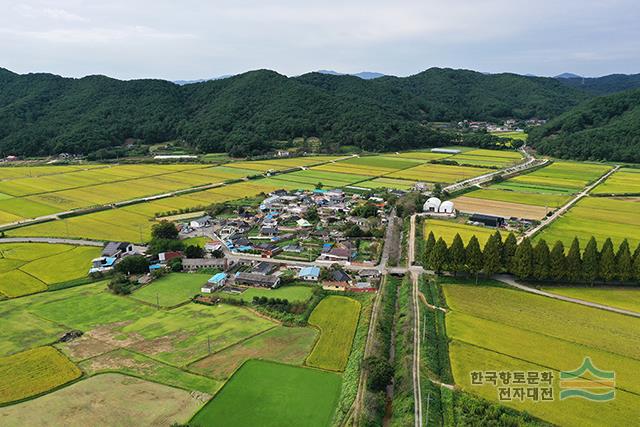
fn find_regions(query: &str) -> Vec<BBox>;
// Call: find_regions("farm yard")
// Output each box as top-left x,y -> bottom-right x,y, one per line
306,295 -> 361,371
592,167 -> 640,195
190,360 -> 342,427
0,243 -> 100,298
443,280 -> 640,427
535,196 -> 640,248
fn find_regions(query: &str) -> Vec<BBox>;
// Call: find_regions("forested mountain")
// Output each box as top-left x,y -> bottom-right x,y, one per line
529,88 -> 640,162
0,67 -> 589,157
556,73 -> 640,95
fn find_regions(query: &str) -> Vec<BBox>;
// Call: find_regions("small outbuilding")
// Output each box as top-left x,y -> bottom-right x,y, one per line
423,197 -> 442,212
201,272 -> 227,293
439,201 -> 455,214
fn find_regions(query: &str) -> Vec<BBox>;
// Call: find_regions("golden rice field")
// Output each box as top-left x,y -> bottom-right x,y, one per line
0,243 -> 100,298
0,346 -> 81,404
444,282 -> 640,427
424,219 -> 495,246
387,163 -> 488,183
592,167 -> 640,195
534,196 -> 640,248
507,161 -> 611,193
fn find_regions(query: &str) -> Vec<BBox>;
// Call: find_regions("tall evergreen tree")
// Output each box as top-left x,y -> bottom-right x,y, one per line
616,239 -> 634,283
550,241 -> 566,281
424,231 -> 436,266
633,247 -> 640,283
483,233 -> 503,278
502,233 -> 518,272
513,238 -> 534,279
582,237 -> 600,285
600,238 -> 616,283
565,238 -> 582,282
533,240 -> 551,281
465,236 -> 483,284
429,238 -> 449,273
448,233 -> 466,276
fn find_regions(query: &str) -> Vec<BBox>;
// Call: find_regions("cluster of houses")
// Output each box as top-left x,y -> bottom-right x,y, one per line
89,241 -> 136,274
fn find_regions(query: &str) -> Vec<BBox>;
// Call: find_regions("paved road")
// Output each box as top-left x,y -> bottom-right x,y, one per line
520,165 -> 620,242
495,274 -> 640,318
444,146 -> 547,194
0,237 -> 105,247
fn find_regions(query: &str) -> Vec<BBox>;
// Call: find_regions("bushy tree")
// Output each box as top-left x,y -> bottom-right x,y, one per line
115,255 -> 149,275
185,245 -> 204,258
151,221 -> 179,240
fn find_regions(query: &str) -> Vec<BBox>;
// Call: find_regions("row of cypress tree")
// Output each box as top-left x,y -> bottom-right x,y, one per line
424,230 -> 640,284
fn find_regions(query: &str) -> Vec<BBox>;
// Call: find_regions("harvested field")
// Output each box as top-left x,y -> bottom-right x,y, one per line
189,326 -> 318,380
0,373 -> 205,427
452,195 -> 552,220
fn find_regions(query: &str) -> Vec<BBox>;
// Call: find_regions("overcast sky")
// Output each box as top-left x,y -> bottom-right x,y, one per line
0,0 -> 638,80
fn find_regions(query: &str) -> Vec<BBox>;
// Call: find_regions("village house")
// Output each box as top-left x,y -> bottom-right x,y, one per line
252,261 -> 277,275
102,242 -> 134,259
189,215 -> 212,229
298,266 -> 320,281
234,272 -> 280,288
201,272 -> 227,293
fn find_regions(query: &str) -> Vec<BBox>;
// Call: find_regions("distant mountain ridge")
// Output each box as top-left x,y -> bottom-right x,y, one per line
0,66 -> 598,157
555,73 -> 640,95
315,70 -> 386,79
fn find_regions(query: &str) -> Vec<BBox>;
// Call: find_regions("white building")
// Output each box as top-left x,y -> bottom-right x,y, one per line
423,197 -> 442,212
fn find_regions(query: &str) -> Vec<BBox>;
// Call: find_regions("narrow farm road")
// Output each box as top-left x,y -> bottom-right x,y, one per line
495,274 -> 640,318
410,270 -> 423,427
0,237 -> 104,246
520,165 -> 620,242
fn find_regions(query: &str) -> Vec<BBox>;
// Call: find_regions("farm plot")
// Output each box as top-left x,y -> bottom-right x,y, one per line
130,273 -> 211,308
451,196 -> 553,220
190,360 -> 341,427
79,349 -> 222,394
358,177 -> 417,190
189,326 -> 318,380
227,156 -> 340,173
17,282 -> 276,366
339,155 -> 422,172
269,169 -> 370,188
212,285 -> 314,303
490,131 -> 528,141
535,196 -> 640,248
387,163 -> 488,183
0,373 -> 204,427
0,165 -> 103,180
504,161 -> 611,194
306,295 -> 360,371
0,346 -> 81,404
312,162 -> 385,177
394,151 -> 454,161
444,281 -> 640,426
541,286 -> 640,313
448,149 -> 523,168
424,218 -> 495,246
592,167 -> 640,195
461,188 -> 569,208
0,243 -> 99,297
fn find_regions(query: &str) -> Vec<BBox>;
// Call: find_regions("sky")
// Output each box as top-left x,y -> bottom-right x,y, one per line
0,0 -> 638,80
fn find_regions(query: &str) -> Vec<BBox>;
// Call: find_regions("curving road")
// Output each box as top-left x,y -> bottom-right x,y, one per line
0,237 -> 104,247
495,274 -> 640,318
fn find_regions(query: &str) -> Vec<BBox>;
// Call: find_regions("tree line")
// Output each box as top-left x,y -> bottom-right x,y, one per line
425,231 -> 640,284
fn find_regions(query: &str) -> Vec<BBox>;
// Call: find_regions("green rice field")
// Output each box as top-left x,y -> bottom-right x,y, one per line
463,188 -> 570,208
541,286 -> 640,313
534,196 -> 640,248
592,167 -> 640,195
444,280 -> 640,427
130,273 -> 212,307
448,149 -> 523,168
387,163 -> 489,183
213,285 -> 314,303
506,161 -> 611,194
190,360 -> 342,427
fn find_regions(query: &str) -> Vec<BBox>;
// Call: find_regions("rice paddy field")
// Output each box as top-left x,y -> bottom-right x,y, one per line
592,167 -> 640,195
0,243 -> 100,298
444,280 -> 640,427
534,196 -> 640,248
226,155 -> 341,173
0,373 -> 204,427
498,161 -> 611,194
387,163 -> 489,183
358,177 -> 418,190
0,346 -> 81,404
447,149 -> 523,168
190,360 -> 342,427
306,295 -> 361,371
490,131 -> 528,141
130,273 -> 211,307
189,326 -> 318,380
424,218 -> 495,246
540,286 -> 640,313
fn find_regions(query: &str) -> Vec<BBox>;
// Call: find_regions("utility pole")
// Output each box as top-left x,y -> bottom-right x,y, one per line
156,294 -> 160,310
425,391 -> 432,427
207,335 -> 211,354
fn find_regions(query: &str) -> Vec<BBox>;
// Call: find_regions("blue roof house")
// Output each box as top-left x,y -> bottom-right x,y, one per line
298,266 -> 320,281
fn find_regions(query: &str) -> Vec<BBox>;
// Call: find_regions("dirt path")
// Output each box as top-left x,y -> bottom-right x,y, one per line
410,271 -> 423,427
494,274 -> 640,318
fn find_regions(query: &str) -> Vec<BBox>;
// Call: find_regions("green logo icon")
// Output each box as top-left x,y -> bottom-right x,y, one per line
559,357 -> 615,401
